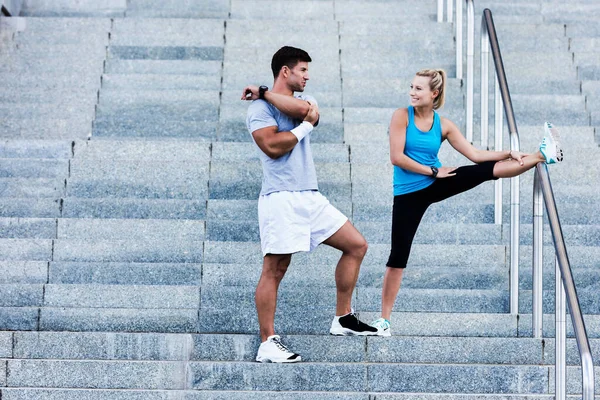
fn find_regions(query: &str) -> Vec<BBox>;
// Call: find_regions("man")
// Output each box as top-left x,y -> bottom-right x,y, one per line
242,46 -> 377,363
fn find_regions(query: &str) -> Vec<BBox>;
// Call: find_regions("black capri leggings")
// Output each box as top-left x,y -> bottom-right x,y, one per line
386,161 -> 499,269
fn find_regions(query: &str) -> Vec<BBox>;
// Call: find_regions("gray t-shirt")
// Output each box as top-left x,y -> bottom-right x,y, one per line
246,93 -> 319,196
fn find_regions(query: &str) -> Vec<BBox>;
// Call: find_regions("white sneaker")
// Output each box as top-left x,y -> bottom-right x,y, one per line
540,122 -> 563,164
371,317 -> 391,337
255,335 -> 301,363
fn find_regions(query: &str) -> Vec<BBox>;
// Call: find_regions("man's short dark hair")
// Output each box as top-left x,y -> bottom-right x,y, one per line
271,46 -> 312,78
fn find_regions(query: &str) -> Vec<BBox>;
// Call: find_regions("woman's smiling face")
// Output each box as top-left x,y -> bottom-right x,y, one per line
409,75 -> 438,107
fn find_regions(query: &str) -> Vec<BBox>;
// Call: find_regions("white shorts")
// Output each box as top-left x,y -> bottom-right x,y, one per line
258,190 -> 348,257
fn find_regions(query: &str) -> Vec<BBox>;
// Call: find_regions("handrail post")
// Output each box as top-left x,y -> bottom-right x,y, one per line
480,17 -> 489,149
456,0 -> 462,79
466,0 -> 474,143
437,0 -> 444,22
532,170 -> 543,338
556,257 -> 567,400
493,78 -> 503,225
446,0 -> 453,22
483,9 -> 520,314
509,137 -> 520,315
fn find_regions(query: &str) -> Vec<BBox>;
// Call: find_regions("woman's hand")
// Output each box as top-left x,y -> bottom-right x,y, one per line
508,150 -> 527,166
437,166 -> 457,178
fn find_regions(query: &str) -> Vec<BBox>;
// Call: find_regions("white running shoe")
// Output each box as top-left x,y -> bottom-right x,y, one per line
255,335 -> 301,363
540,122 -> 563,164
371,317 -> 391,337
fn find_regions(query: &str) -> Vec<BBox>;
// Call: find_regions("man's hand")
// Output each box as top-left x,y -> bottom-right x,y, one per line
304,102 -> 319,125
242,85 -> 260,101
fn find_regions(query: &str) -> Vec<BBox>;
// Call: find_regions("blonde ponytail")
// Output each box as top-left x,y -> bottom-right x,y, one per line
416,69 -> 446,110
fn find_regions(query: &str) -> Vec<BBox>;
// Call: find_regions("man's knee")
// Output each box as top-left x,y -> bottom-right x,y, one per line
349,237 -> 368,259
263,254 -> 291,280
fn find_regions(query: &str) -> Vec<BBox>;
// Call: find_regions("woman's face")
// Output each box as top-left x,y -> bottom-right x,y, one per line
409,75 -> 438,108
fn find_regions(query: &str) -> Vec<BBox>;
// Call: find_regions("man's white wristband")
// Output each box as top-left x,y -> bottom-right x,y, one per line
290,121 -> 313,142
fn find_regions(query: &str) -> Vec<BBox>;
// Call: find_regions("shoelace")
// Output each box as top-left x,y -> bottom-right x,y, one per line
272,337 -> 291,353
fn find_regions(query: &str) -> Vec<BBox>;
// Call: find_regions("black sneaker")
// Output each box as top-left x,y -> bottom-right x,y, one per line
329,312 -> 378,336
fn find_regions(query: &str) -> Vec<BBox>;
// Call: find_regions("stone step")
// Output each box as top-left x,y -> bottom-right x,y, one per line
541,3 -> 600,23
0,73 -> 100,90
104,59 -> 222,75
0,177 -> 66,198
0,59 -> 104,75
95,105 -> 219,122
0,158 -> 69,178
38,307 -> 198,332
230,0 -> 335,20
56,218 -> 205,240
0,239 -> 52,261
519,288 -> 600,314
0,358 -> 559,393
98,89 -> 219,106
0,140 -> 72,158
0,104 -> 95,120
0,198 -> 61,218
0,118 -> 91,140
333,0 -> 437,21
0,218 -> 56,239
14,32 -> 109,46
73,139 -> 211,160
20,0 -> 127,17
91,120 -> 217,140
49,261 -> 202,285
567,21 -> 600,38
109,33 -> 224,52
52,239 -> 204,263
44,284 -> 199,309
66,179 -> 208,200
0,261 -> 47,284
579,66 -> 600,80
6,16 -> 111,33
67,159 -> 209,199
101,74 -> 220,91
0,88 -> 98,105
108,45 -> 223,61
125,0 -> 230,18
0,42 -> 107,57
61,198 -> 206,220
572,37 -> 600,52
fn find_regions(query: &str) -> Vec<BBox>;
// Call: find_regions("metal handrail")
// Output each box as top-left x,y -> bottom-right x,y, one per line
533,164 -> 595,400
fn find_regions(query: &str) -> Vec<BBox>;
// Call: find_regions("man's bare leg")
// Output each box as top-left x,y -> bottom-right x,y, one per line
323,221 -> 368,315
255,253 -> 292,342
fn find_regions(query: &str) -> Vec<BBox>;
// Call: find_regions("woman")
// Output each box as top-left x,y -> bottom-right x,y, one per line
370,69 -> 563,336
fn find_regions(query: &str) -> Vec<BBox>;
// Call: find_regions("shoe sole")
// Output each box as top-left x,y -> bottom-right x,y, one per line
255,356 -> 302,363
375,330 -> 391,337
329,328 -> 379,336
544,122 -> 564,163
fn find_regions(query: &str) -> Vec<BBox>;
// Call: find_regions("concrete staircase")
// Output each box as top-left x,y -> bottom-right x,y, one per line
0,0 -> 599,398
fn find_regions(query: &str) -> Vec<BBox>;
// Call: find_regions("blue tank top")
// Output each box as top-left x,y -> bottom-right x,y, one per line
393,106 -> 443,196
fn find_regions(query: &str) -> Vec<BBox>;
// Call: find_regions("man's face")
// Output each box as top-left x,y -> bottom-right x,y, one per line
286,61 -> 310,92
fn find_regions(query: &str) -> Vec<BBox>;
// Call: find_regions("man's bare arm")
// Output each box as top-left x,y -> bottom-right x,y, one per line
252,104 -> 319,159
242,85 -> 317,120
